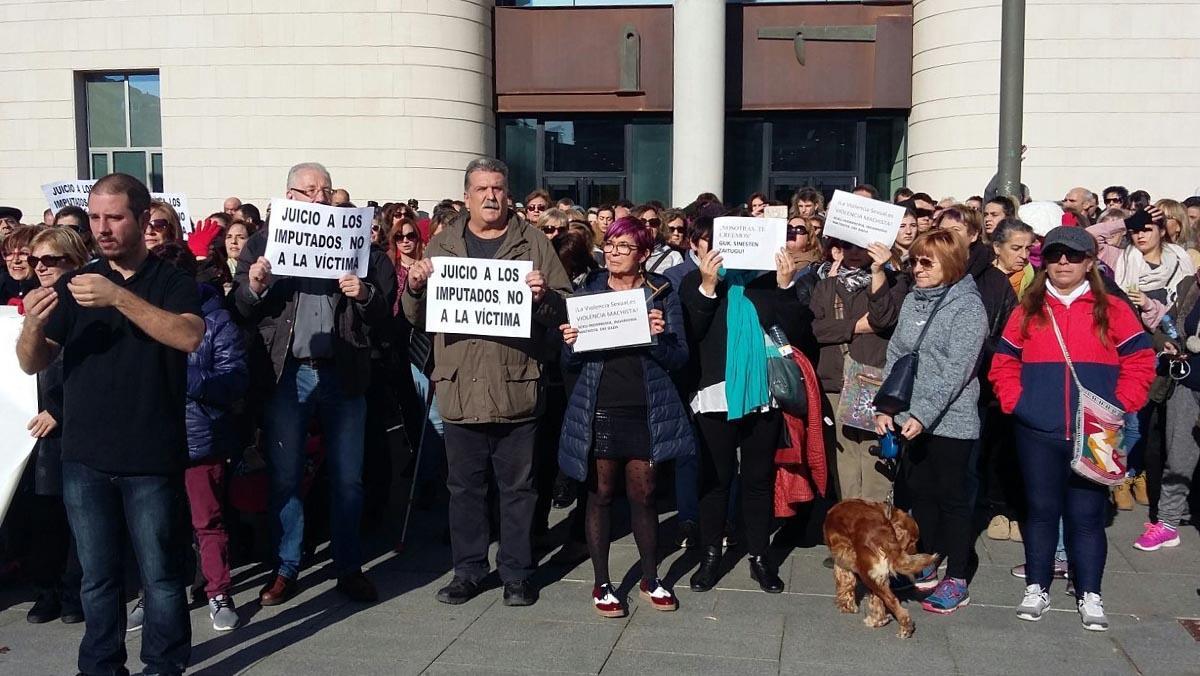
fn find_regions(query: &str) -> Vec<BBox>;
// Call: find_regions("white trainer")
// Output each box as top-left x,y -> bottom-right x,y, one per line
1016,584 -> 1050,622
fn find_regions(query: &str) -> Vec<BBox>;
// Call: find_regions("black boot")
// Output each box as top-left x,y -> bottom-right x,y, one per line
689,545 -> 722,592
748,555 -> 784,593
27,589 -> 61,624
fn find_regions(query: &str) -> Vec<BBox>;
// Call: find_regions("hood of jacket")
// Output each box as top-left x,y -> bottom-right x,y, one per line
966,241 -> 996,280
198,281 -> 224,316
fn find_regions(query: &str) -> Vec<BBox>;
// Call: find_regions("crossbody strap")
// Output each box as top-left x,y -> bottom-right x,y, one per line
1047,305 -> 1084,389
911,286 -> 952,351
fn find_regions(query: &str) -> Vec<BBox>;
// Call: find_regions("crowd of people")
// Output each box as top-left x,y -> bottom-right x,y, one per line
0,160 -> 1197,675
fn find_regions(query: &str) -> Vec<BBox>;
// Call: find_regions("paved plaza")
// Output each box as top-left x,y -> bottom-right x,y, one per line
2,500 -> 1198,675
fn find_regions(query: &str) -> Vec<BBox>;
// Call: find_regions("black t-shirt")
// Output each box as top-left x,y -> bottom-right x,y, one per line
596,350 -> 647,409
43,254 -> 201,475
465,227 -> 505,260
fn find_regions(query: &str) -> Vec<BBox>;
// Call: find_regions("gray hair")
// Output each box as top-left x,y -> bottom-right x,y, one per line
463,157 -> 509,191
287,161 -> 331,189
991,218 -> 1035,244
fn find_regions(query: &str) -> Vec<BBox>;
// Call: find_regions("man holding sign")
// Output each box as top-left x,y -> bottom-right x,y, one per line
403,158 -> 571,607
233,162 -> 393,607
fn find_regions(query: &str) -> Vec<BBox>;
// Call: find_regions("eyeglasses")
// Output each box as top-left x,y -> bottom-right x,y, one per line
3,249 -> 30,261
787,227 -> 809,239
289,186 -> 334,201
667,226 -> 686,233
912,256 -> 938,270
602,242 -> 637,256
526,203 -> 547,213
147,219 -> 171,233
27,254 -> 69,268
393,231 -> 420,242
641,218 -> 662,228
1043,247 -> 1088,264
541,225 -> 566,235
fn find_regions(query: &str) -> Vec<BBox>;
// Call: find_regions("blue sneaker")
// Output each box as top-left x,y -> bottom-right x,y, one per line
921,578 -> 969,614
912,564 -> 940,592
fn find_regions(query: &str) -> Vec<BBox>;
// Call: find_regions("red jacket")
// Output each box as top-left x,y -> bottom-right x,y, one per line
774,350 -> 828,517
990,289 -> 1154,439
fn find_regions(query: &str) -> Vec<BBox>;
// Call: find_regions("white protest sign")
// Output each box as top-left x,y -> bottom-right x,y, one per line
567,288 -> 652,353
0,309 -> 40,524
712,217 -> 787,271
152,192 -> 194,234
426,257 -> 533,339
823,189 -> 906,249
41,179 -> 97,215
264,198 -> 372,279
763,205 -> 789,219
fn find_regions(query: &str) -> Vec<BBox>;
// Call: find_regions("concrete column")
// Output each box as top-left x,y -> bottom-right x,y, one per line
671,0 -> 725,205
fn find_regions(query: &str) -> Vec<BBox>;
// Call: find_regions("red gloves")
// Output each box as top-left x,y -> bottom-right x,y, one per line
188,218 -> 223,260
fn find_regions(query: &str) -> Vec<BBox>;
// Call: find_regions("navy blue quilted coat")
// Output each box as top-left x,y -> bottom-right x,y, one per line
187,283 -> 249,462
558,271 -> 695,481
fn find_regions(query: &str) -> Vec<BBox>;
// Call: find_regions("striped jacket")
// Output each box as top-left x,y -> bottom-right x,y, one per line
990,289 -> 1155,439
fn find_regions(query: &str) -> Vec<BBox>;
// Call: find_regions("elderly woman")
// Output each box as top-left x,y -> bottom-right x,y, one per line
2,224 -> 43,306
991,226 -> 1155,631
21,227 -> 90,624
558,216 -> 691,618
877,229 -> 987,615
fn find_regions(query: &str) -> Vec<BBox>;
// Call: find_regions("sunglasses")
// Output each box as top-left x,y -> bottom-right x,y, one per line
1042,247 -> 1088,264
27,254 -> 69,268
787,227 -> 809,238
541,225 -> 566,234
147,219 -> 170,233
392,231 -> 419,242
912,256 -> 937,270
667,225 -> 686,233
526,203 -> 547,212
641,218 -> 662,228
1104,197 -> 1123,205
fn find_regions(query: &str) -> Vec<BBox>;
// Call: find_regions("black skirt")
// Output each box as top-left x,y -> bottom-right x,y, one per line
592,406 -> 652,460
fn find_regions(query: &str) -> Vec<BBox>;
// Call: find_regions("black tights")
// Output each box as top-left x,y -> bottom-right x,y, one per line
586,457 -> 658,587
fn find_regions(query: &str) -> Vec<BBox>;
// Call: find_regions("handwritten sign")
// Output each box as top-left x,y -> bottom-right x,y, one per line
713,217 -> 787,271
151,192 -> 194,234
264,198 -> 372,279
763,205 -> 789,219
426,257 -> 534,338
823,189 -> 906,249
41,179 -> 97,215
566,288 -> 652,353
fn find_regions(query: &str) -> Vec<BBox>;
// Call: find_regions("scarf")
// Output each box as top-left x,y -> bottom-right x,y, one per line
1115,243 -> 1193,307
815,261 -> 873,293
722,269 -> 771,419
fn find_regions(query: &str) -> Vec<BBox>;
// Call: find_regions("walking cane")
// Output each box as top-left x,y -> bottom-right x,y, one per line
394,378 -> 435,554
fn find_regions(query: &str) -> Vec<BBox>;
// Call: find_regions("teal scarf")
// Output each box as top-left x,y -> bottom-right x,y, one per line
722,270 -> 771,419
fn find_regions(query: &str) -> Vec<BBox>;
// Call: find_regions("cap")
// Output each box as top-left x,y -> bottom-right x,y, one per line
0,206 -> 22,222
1018,201 -> 1064,237
1042,225 -> 1097,256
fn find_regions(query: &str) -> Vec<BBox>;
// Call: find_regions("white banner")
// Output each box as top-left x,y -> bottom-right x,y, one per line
151,192 -> 194,234
264,198 -> 372,279
566,288 -> 652,353
41,179 -> 97,215
712,217 -> 787,271
0,309 -> 41,524
823,189 -> 906,249
425,257 -> 533,338
763,205 -> 789,219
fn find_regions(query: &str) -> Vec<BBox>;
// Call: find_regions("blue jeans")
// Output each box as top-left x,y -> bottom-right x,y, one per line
63,461 -> 190,676
265,361 -> 366,579
1015,426 -> 1108,595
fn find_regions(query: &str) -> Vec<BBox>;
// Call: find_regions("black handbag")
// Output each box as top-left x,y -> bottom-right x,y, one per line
873,289 -> 950,416
766,324 -> 807,413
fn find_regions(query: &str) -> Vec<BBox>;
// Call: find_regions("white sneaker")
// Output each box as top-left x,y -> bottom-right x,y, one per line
1077,592 -> 1108,631
1016,584 -> 1050,621
126,597 -> 145,632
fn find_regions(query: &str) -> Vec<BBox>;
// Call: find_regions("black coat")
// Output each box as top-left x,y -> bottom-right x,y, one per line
967,241 -> 1018,400
32,354 -> 64,495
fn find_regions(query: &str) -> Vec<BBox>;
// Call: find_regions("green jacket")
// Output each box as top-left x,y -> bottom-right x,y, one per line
401,210 -> 572,424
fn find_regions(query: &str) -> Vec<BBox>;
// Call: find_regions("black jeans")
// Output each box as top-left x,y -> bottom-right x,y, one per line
27,494 -> 82,608
895,434 -> 975,581
63,461 -> 190,676
981,406 -> 1024,520
443,421 -> 538,584
695,410 -> 781,556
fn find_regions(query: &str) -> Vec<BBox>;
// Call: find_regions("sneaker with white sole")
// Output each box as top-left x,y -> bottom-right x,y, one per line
1077,592 -> 1108,631
209,594 -> 240,632
1016,584 -> 1050,621
1133,521 -> 1180,552
126,597 -> 145,633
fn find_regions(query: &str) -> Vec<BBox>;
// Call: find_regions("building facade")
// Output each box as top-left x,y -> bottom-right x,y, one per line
2,0 -> 1198,220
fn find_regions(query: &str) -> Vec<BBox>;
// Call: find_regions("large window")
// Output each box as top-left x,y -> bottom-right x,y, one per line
499,116 -> 672,208
82,72 -> 163,191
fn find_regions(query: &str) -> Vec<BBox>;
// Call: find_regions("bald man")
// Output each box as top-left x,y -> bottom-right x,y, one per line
332,188 -> 350,205
1063,187 -> 1098,220
223,196 -> 242,216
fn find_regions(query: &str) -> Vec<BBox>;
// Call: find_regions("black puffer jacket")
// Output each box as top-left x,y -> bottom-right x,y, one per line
966,241 -> 1018,400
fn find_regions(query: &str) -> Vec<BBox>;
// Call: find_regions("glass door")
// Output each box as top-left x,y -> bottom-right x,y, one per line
544,176 -> 625,209
770,174 -> 858,206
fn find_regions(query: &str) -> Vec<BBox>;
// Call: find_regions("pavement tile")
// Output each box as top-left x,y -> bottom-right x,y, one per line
600,649 -> 777,675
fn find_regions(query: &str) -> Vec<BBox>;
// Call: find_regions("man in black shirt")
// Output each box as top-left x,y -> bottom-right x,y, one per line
17,173 -> 203,676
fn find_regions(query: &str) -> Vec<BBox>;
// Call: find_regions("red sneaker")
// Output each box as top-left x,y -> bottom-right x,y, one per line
639,578 -> 678,612
593,584 -> 627,618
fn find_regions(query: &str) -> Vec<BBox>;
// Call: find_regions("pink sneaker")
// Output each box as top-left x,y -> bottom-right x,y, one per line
1133,522 -> 1180,551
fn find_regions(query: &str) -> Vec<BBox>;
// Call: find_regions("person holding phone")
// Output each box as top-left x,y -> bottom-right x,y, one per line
557,216 -> 692,618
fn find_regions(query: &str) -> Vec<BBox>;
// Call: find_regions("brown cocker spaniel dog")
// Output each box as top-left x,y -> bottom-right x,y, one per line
823,499 -> 939,638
